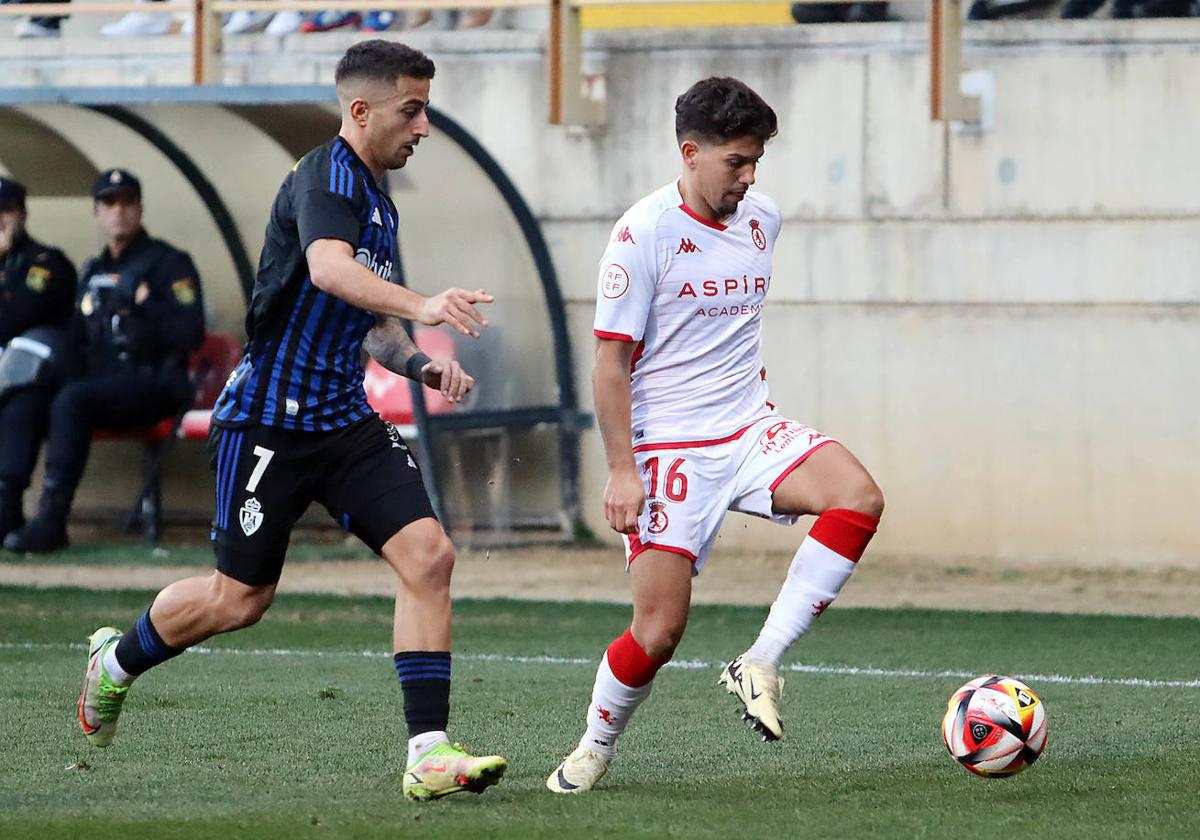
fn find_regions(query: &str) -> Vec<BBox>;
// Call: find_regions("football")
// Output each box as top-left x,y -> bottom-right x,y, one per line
941,675 -> 1047,777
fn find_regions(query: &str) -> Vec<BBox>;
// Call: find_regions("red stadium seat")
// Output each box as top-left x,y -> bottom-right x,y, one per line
362,327 -> 457,429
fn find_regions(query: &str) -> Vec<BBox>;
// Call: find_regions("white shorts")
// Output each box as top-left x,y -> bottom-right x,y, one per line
623,414 -> 838,574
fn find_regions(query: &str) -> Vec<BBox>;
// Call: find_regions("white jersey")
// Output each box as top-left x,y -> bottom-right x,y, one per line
593,181 -> 782,448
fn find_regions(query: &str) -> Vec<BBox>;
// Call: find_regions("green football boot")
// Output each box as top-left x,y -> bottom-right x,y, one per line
77,627 -> 130,747
402,741 -> 507,801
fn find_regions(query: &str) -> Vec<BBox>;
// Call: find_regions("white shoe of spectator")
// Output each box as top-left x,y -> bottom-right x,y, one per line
100,9 -> 173,37
265,10 -> 303,34
225,10 -> 273,33
15,19 -> 62,38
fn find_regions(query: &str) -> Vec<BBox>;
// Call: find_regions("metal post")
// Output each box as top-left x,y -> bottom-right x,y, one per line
930,0 -> 980,123
193,0 -> 222,85
548,0 -> 604,127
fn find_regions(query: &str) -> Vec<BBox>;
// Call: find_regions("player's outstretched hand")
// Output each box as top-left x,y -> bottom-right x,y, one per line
604,469 -> 645,535
418,288 -> 493,337
421,358 -> 474,404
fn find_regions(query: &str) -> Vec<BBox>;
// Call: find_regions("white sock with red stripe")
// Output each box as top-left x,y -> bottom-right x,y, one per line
746,509 -> 879,667
579,629 -> 667,756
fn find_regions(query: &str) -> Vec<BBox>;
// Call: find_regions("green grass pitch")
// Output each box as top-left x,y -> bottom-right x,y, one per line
2,585 -> 1198,838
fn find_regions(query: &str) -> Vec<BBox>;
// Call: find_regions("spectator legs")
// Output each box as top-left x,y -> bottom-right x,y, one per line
0,388 -> 52,495
42,375 -> 179,505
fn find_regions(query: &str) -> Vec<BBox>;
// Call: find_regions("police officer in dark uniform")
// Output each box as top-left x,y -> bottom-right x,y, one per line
0,176 -> 78,543
1,169 -> 206,553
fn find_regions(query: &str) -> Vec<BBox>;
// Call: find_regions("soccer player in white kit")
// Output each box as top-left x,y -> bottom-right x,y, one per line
547,77 -> 885,793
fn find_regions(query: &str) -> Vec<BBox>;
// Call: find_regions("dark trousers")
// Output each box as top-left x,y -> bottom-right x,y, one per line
0,374 -> 183,501
0,387 -> 53,491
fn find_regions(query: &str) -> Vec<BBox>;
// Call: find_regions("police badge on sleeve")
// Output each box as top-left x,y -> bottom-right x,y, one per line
240,497 -> 264,536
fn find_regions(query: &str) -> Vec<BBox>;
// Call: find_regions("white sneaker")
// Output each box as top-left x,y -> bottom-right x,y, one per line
100,10 -> 173,37
264,10 -> 303,35
546,746 -> 611,794
15,19 -> 61,38
224,10 -> 273,33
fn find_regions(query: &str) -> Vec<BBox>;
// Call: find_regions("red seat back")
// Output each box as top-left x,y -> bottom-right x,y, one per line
190,332 -> 243,410
364,328 -> 456,425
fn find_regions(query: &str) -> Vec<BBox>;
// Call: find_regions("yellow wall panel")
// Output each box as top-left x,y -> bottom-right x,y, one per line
582,4 -> 794,28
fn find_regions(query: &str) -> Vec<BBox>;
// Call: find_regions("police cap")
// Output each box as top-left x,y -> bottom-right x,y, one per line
0,176 -> 26,211
92,168 -> 142,201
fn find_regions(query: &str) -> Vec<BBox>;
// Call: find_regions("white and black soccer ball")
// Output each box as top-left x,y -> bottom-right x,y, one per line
941,675 -> 1047,777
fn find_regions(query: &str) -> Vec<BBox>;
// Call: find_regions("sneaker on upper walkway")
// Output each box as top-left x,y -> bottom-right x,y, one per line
224,10 -> 274,33
546,745 -> 612,794
264,10 -> 303,34
402,741 -> 507,801
718,654 -> 785,742
299,11 -> 362,32
359,10 -> 398,31
78,627 -> 131,748
100,7 -> 174,37
15,19 -> 62,38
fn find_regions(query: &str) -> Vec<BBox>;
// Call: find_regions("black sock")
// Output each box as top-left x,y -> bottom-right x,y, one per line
394,651 -> 451,738
114,610 -> 184,677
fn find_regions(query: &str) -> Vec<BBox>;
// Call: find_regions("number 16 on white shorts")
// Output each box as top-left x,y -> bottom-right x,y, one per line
624,415 -> 837,574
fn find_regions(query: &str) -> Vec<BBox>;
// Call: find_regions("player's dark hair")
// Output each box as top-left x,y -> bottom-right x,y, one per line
335,40 -> 436,87
675,77 -> 777,146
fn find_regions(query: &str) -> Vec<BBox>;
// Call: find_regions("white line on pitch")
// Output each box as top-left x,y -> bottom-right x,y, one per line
2,641 -> 1198,690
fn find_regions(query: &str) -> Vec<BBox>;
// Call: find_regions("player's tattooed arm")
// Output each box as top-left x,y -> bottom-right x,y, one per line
364,315 -> 425,376
364,315 -> 475,404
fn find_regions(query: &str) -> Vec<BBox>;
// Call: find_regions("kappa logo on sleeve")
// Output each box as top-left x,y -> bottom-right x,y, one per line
612,226 -> 636,245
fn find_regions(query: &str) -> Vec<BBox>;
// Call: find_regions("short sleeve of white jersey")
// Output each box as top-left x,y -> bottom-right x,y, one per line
753,191 -> 783,242
593,214 -> 659,343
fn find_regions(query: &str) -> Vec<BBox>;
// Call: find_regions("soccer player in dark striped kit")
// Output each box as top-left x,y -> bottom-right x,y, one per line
75,40 -> 507,801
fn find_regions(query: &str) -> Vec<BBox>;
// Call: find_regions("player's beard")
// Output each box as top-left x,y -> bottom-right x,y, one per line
716,188 -> 746,218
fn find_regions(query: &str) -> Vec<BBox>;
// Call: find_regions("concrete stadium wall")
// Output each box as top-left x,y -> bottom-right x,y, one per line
4,21 -> 1198,565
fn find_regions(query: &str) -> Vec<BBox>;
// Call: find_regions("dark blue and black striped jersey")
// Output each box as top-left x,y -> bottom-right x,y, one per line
212,136 -> 399,431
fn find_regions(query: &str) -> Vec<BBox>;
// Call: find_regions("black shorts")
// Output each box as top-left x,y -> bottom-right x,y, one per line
207,415 -> 436,586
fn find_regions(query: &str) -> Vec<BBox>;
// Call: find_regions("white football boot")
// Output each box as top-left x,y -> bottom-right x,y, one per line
546,745 -> 612,794
718,654 -> 785,741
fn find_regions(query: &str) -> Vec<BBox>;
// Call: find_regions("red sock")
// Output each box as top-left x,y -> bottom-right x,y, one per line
808,508 -> 879,562
606,628 -> 668,688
